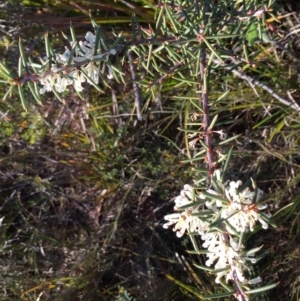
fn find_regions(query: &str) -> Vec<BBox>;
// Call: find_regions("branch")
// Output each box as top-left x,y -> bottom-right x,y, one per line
127,50 -> 143,121
214,58 -> 300,112
200,44 -> 215,181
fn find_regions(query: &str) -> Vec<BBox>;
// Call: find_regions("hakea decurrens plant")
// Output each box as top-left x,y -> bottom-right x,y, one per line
0,13 -> 279,300
163,170 -> 273,301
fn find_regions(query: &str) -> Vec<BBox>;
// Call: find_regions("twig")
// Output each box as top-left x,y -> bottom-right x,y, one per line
200,43 -> 215,181
111,87 -> 123,126
127,50 -> 143,121
147,60 -> 184,89
214,58 -> 300,112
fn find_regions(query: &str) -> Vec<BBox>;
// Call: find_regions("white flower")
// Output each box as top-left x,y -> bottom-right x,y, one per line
74,40 -> 94,61
222,204 -> 248,233
109,48 -> 117,55
39,73 -> 57,94
163,184 -> 210,237
174,184 -> 194,210
163,211 -> 190,237
248,209 -> 270,230
83,62 -> 99,84
226,180 -> 265,205
202,232 -> 220,253
163,208 -> 208,237
226,180 -> 243,202
39,81 -> 53,94
55,75 -> 70,93
189,212 -> 208,235
247,276 -> 262,285
222,180 -> 270,232
85,31 -> 96,47
56,47 -> 71,64
222,198 -> 271,233
203,233 -> 238,268
205,198 -> 219,213
213,129 -> 227,140
215,270 -> 228,284
63,32 -> 96,63
68,69 -> 86,92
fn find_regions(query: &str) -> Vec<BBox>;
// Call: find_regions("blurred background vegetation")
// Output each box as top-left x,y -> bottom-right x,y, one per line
0,0 -> 300,300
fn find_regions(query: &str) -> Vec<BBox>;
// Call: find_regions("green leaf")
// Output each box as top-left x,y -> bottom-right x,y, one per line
18,56 -> 23,77
211,177 -> 223,194
18,85 -> 27,111
240,246 -> 263,257
187,249 -> 210,255
44,33 -> 56,63
28,57 -> 40,73
52,87 -> 64,103
0,62 -> 14,78
208,114 -> 218,130
246,282 -> 278,294
18,38 -> 28,71
69,21 -> 77,44
201,191 -> 228,204
177,198 -> 207,210
28,82 -> 42,105
94,26 -> 101,55
202,291 -> 234,299
67,41 -> 77,67
218,134 -> 241,145
193,263 -> 215,272
165,274 -> 204,299
44,32 -> 51,59
246,23 -> 260,46
61,30 -> 71,43
3,85 -> 15,101
222,146 -> 233,182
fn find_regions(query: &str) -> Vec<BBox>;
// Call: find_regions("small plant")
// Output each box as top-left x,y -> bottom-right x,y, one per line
117,286 -> 135,301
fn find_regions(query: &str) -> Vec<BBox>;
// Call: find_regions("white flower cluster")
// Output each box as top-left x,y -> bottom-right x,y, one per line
30,31 -> 117,95
163,171 -> 272,301
163,184 -> 209,237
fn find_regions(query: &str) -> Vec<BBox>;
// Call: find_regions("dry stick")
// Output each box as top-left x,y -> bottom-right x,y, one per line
111,87 -> 122,126
127,50 -> 143,121
214,58 -> 300,112
200,45 -> 215,182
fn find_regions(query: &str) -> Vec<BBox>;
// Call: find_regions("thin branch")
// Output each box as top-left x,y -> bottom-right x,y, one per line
127,50 -> 143,121
200,43 -> 215,181
214,58 -> 300,112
